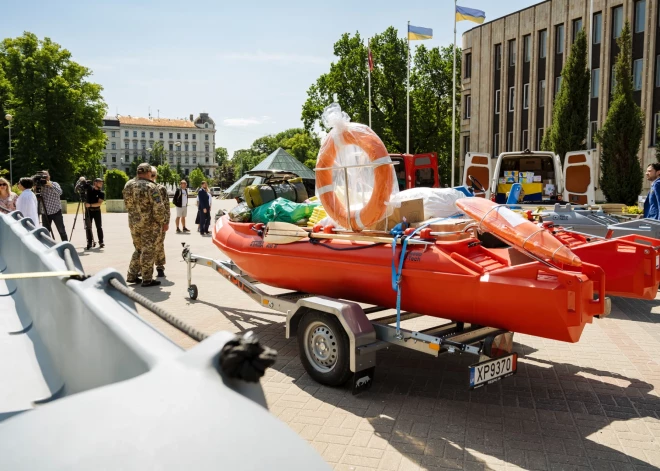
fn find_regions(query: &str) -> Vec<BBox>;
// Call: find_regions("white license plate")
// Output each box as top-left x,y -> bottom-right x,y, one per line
469,353 -> 517,389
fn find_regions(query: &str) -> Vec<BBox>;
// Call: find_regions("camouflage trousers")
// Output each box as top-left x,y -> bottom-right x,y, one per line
128,224 -> 160,282
155,228 -> 166,270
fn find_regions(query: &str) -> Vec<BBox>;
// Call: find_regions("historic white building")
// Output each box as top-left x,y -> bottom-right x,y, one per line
101,113 -> 217,177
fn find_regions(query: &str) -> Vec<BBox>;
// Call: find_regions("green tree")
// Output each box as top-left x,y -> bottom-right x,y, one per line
541,29 -> 590,163
213,162 -> 235,188
103,169 -> 129,199
127,155 -> 146,179
281,132 -> 321,164
0,32 -> 107,185
595,22 -> 644,205
189,168 -> 205,189
149,141 -> 165,166
215,147 -> 228,165
156,162 -> 175,186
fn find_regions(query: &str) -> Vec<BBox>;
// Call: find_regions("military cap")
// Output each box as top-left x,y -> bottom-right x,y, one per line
137,163 -> 152,174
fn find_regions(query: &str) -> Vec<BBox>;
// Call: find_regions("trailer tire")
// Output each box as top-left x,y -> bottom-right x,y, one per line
297,311 -> 352,387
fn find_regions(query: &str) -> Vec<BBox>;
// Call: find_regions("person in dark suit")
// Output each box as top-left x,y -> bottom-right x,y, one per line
197,181 -> 212,235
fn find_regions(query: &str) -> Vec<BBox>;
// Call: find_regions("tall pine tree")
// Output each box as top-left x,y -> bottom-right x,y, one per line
595,22 -> 643,205
541,29 -> 590,163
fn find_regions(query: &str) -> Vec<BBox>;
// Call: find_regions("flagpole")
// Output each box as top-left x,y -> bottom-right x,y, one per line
451,0 -> 457,186
587,0 -> 593,149
368,37 -> 372,128
406,20 -> 410,155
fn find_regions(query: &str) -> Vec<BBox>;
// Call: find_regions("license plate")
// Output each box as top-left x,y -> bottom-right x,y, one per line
469,353 -> 517,389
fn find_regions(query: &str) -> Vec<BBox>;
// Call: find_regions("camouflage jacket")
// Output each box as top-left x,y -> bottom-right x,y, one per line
157,184 -> 170,224
123,178 -> 168,227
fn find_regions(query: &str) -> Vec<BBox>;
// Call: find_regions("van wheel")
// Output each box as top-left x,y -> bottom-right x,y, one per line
297,311 -> 352,387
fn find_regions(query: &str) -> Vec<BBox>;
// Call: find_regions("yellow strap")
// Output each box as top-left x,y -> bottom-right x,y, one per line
0,271 -> 82,280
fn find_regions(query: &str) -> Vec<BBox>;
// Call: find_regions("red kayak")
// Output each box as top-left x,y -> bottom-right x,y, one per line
213,215 -> 605,343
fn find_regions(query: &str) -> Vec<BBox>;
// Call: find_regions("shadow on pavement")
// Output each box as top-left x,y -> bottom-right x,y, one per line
252,325 -> 660,471
188,298 -> 286,332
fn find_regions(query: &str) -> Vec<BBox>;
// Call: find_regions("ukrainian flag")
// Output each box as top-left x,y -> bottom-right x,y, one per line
456,6 -> 486,24
408,25 -> 433,41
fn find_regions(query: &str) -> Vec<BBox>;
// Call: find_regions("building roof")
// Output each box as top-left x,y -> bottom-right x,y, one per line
462,0 -> 549,33
250,147 -> 316,179
117,116 -> 197,128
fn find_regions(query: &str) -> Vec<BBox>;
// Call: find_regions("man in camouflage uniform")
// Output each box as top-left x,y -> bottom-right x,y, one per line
123,163 -> 169,287
151,166 -> 170,277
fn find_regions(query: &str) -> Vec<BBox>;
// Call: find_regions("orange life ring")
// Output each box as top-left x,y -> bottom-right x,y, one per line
316,125 -> 393,231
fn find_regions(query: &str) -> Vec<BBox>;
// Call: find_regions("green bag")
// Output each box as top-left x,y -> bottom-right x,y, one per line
251,197 -> 320,224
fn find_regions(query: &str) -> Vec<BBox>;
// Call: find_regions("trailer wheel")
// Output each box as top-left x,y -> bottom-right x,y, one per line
188,284 -> 198,300
298,311 -> 352,387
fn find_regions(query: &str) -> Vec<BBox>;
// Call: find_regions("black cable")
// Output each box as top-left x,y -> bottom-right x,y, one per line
309,238 -> 385,251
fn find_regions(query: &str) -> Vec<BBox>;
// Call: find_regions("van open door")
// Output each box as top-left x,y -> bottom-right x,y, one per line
463,153 -> 491,198
562,151 -> 595,205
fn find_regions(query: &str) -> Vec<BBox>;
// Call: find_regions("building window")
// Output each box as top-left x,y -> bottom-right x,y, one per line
656,55 -> 660,87
169,143 -> 173,151
523,83 -> 530,109
102,154 -> 106,162
613,6 -> 623,39
556,24 -> 564,54
205,135 -> 209,141
185,144 -> 189,152
590,121 -> 598,149
205,144 -> 210,152
593,12 -> 602,44
539,80 -> 546,107
142,143 -> 146,150
192,144 -> 197,152
169,132 -> 173,139
508,87 -> 515,112
555,76 -> 563,97
633,59 -> 643,90
507,132 -> 514,152
125,154 -> 129,162
494,134 -> 500,156
508,39 -> 516,67
192,134 -> 196,140
185,168 -> 190,176
140,131 -> 145,138
205,123 -> 209,128
159,132 -> 163,139
133,142 -> 137,150
591,68 -> 600,97
193,156 -> 197,164
538,128 -> 544,147
125,142 -> 129,149
523,35 -> 531,63
635,1 -> 646,33
111,153 -> 117,163
169,155 -> 173,163
464,53 -> 472,79
124,130 -> 129,137
111,142 -> 116,150
133,131 -> 137,137
572,19 -> 583,43
539,30 -> 547,59
495,44 -> 502,70
185,156 -> 189,164
464,95 -> 471,119
111,131 -> 116,137
206,157 -> 210,164
522,129 -> 528,150
653,113 -> 660,146
495,90 -> 500,114
463,135 -> 471,154
177,133 -> 181,139
148,132 -> 152,138
185,133 -> 188,140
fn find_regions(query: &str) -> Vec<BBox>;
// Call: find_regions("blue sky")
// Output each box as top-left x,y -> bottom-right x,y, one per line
2,0 -> 533,157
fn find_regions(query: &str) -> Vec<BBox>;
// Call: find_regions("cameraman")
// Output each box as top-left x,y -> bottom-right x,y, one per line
79,177 -> 105,250
38,170 -> 68,241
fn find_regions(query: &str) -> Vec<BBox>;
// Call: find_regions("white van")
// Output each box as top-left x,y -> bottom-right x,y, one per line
462,150 -> 596,206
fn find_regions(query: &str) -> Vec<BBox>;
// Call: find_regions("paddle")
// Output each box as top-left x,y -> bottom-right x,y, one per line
264,222 -> 431,245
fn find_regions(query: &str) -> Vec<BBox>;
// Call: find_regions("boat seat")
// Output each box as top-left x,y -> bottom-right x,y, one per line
0,278 -> 64,422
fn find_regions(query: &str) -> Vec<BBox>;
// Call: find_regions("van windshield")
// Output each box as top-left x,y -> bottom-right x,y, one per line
495,155 -> 557,204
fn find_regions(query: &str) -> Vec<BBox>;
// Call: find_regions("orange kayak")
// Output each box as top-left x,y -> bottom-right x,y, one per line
456,198 -> 582,267
213,215 -> 605,343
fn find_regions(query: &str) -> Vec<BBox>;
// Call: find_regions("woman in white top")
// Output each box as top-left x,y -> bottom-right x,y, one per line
15,177 -> 41,228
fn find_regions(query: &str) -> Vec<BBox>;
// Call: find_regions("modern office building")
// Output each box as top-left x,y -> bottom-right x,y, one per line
101,113 -> 217,177
460,0 -> 659,187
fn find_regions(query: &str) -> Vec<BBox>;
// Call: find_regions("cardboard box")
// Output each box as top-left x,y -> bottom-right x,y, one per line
520,158 -> 542,171
367,198 -> 425,231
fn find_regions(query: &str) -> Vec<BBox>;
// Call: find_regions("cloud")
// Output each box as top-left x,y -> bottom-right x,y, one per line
216,51 -> 330,65
223,115 -> 271,127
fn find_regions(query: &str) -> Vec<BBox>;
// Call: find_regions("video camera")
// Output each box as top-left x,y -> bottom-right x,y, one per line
76,177 -> 93,192
32,172 -> 49,196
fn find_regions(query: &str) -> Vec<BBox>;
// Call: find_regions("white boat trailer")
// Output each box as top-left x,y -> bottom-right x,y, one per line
183,245 -> 518,394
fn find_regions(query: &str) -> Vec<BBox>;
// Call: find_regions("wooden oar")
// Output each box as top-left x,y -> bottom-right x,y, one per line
265,222 -> 431,245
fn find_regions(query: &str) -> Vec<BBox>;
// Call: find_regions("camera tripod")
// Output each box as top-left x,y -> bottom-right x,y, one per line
35,192 -> 55,240
69,189 -> 95,247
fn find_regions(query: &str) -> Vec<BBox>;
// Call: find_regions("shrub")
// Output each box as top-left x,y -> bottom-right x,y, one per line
104,169 -> 129,199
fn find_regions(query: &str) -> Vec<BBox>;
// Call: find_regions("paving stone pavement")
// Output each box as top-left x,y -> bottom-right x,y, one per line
63,202 -> 660,470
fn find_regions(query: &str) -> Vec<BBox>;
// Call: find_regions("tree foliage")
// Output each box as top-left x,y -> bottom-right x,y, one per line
149,141 -> 165,166
213,162 -> 234,189
541,29 -> 590,163
595,22 -> 644,205
0,32 -> 107,186
156,162 -> 178,186
215,147 -> 228,166
104,169 -> 128,200
189,168 -> 205,189
301,27 -> 460,184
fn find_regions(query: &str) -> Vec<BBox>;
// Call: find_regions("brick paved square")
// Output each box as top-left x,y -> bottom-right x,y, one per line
65,206 -> 660,470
